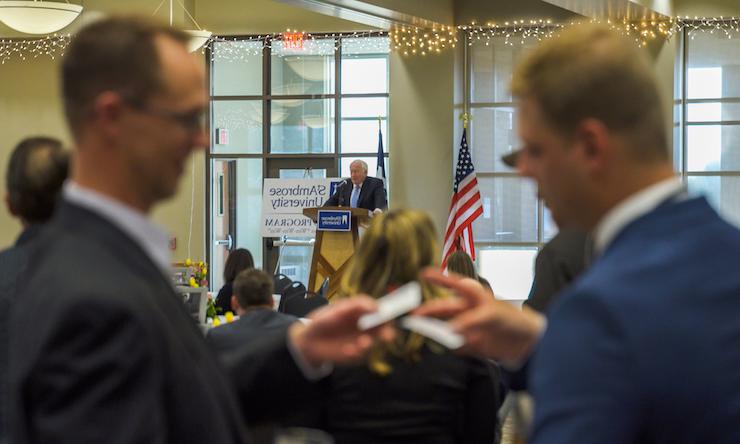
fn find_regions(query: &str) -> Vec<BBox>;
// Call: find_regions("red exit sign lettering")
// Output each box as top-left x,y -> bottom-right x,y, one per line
283,31 -> 305,50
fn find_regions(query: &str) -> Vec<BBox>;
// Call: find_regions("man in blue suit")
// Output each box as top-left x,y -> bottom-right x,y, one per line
324,159 -> 387,211
419,24 -> 740,443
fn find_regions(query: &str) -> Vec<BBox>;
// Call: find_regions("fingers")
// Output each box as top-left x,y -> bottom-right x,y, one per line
310,295 -> 378,326
420,268 -> 488,306
340,333 -> 373,360
374,323 -> 396,343
412,298 -> 468,318
331,295 -> 379,318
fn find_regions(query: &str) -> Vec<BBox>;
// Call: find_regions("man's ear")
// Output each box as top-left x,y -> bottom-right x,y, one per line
575,118 -> 611,173
5,192 -> 17,217
91,91 -> 126,138
230,295 -> 239,312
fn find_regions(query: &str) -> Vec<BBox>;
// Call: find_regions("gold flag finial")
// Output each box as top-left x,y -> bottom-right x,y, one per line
460,112 -> 470,129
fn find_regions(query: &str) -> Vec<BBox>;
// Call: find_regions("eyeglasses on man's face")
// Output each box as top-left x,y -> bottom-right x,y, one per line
124,98 -> 207,132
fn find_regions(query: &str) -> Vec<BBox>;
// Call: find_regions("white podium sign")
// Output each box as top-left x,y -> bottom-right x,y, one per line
261,178 -> 343,237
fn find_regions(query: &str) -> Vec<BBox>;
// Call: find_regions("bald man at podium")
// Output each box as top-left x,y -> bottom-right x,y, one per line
325,160 -> 387,212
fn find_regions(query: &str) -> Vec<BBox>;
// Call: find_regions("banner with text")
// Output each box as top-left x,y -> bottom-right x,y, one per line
261,178 -> 343,237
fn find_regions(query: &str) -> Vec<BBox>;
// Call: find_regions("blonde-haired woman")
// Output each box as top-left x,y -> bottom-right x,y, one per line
317,209 -> 501,444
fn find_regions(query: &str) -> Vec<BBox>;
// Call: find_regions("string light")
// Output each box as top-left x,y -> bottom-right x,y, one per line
0,33 -> 70,64
2,17 -> 739,63
390,16 -> 740,55
0,30 -> 389,64
204,30 -> 391,62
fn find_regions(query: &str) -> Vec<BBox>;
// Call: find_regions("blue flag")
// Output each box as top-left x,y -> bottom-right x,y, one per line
376,126 -> 386,186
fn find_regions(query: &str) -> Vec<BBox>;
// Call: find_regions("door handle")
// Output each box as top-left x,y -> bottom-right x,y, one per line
215,234 -> 233,250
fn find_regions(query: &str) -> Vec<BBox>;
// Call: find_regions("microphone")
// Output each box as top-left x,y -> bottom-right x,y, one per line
337,178 -> 351,206
330,178 -> 350,206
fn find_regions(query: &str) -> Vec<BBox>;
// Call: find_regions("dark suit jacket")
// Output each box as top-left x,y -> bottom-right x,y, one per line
324,176 -> 387,211
0,225 -> 43,443
504,229 -> 588,392
8,201 -> 315,443
523,229 -> 588,314
206,309 -> 297,357
318,344 -> 500,444
530,197 -> 740,444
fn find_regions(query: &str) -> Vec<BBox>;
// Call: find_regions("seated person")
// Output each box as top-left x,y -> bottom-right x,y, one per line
312,209 -> 501,444
324,159 -> 387,211
445,250 -> 492,293
206,268 -> 297,356
215,248 -> 254,315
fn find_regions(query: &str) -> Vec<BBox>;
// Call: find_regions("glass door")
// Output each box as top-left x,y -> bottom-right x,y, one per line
209,158 -> 263,293
264,157 -> 337,285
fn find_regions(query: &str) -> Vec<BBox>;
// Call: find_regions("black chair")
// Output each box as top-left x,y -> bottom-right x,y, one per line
317,277 -> 329,299
282,292 -> 328,318
278,281 -> 306,313
273,273 -> 293,295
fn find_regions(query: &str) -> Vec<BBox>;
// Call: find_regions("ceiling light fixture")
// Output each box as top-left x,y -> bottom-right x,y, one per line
0,0 -> 82,35
153,0 -> 211,53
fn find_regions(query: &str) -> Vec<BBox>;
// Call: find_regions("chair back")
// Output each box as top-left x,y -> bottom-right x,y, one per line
283,292 -> 328,318
278,281 -> 306,312
273,273 -> 293,295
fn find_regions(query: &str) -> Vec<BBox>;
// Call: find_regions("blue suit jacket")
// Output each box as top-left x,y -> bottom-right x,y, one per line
530,196 -> 740,444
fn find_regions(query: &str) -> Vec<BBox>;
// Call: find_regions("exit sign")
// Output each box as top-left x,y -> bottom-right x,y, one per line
282,31 -> 305,50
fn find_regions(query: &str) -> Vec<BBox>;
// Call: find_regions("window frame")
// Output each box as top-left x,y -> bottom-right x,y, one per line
204,33 -> 390,284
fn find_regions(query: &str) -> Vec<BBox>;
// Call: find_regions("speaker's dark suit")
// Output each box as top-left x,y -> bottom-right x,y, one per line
324,177 -> 387,211
530,197 -> 740,444
206,309 -> 297,356
8,201 -> 314,443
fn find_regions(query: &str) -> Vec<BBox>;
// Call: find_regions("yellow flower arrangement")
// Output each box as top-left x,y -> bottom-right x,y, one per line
178,258 -> 208,288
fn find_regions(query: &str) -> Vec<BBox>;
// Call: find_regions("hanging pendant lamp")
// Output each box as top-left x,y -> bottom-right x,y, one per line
154,0 -> 211,53
0,0 -> 82,34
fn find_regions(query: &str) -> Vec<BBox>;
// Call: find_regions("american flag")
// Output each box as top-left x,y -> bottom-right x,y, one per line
441,128 -> 483,268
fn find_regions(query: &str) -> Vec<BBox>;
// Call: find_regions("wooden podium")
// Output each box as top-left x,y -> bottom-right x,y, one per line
303,207 -> 371,300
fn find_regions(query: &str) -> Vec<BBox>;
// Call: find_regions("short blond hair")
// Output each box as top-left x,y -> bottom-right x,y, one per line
511,24 -> 668,163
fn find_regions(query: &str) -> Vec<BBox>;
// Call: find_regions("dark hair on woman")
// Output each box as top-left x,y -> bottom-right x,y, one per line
446,250 -> 477,279
223,248 -> 255,283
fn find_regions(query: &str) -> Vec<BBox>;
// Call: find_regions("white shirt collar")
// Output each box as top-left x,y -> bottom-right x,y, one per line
593,177 -> 684,256
63,181 -> 172,273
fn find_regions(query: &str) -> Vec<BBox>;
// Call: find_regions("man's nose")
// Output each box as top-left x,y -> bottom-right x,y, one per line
192,127 -> 209,151
516,155 -> 533,178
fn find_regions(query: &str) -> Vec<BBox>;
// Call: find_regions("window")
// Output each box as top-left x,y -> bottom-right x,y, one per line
207,35 -> 389,291
676,29 -> 740,228
467,36 -> 545,300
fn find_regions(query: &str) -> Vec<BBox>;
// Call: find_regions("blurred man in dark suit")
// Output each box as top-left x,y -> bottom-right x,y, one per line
8,16 -> 391,444
207,268 -> 297,356
0,137 -> 68,443
325,159 -> 387,211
